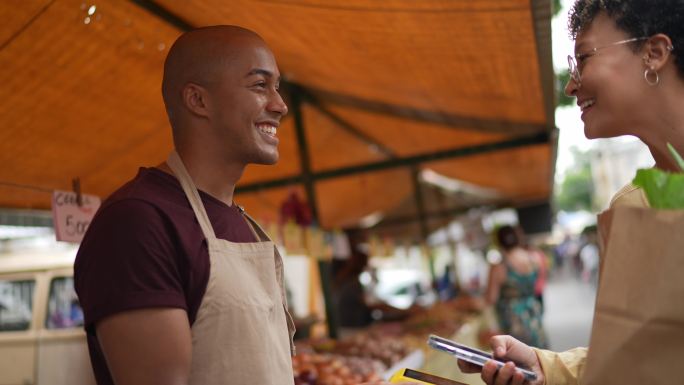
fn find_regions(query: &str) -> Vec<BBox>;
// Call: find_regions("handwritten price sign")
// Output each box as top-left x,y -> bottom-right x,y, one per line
52,190 -> 101,243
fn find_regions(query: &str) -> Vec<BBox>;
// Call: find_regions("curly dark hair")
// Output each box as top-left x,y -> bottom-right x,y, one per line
496,225 -> 522,252
568,0 -> 684,76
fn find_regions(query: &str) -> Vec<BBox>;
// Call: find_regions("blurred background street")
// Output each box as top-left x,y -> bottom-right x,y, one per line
544,266 -> 596,351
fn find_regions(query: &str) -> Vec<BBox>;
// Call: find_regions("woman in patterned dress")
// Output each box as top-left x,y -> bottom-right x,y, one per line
485,225 -> 548,348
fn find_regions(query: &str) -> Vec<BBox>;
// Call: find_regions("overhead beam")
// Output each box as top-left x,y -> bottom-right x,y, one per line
304,86 -> 549,136
373,206 -> 494,230
287,85 -> 397,158
129,0 -> 194,31
311,102 -> 396,158
1,0 -> 57,51
236,131 -> 549,193
372,196 -> 551,230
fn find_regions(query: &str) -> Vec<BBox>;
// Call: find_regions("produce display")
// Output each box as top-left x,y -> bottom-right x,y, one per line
331,332 -> 412,367
364,297 -> 478,352
293,295 -> 481,383
292,349 -> 384,385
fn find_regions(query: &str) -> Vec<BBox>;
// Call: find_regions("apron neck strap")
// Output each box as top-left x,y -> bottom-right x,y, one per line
166,151 -> 216,239
240,209 -> 270,243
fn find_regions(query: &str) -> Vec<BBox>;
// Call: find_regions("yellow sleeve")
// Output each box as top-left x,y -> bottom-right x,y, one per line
609,183 -> 649,208
532,347 -> 587,385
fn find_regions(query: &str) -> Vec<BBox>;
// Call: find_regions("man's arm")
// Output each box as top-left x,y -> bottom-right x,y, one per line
96,308 -> 192,385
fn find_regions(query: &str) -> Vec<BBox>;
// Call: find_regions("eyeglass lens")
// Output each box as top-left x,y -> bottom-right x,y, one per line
567,55 -> 580,83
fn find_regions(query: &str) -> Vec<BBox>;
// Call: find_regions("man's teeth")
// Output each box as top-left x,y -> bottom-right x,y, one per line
258,124 -> 277,135
580,99 -> 595,111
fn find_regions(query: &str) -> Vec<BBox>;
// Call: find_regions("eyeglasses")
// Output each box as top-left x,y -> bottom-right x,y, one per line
567,37 -> 648,85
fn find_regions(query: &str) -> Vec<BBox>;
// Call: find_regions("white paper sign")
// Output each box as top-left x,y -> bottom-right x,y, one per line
52,190 -> 101,243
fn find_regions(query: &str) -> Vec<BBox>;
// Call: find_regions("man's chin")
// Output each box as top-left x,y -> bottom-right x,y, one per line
253,153 -> 279,165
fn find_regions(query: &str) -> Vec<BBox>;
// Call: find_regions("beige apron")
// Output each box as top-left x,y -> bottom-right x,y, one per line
167,152 -> 296,385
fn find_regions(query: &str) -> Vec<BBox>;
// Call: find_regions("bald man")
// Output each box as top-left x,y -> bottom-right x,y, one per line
74,26 -> 296,385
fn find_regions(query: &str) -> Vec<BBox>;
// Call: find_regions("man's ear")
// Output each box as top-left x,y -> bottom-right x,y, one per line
643,33 -> 674,71
182,83 -> 211,118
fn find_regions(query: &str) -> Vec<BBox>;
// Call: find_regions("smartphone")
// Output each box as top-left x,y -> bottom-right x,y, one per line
389,368 -> 467,385
427,334 -> 537,382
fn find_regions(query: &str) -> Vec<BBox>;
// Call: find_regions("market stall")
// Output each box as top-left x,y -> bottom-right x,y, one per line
0,0 -> 556,234
1,0 -> 556,383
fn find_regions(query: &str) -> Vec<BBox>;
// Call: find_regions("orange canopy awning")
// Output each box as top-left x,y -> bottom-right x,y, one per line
0,0 -> 557,235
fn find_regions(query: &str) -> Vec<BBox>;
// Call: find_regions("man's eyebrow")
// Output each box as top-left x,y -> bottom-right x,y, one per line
246,68 -> 277,80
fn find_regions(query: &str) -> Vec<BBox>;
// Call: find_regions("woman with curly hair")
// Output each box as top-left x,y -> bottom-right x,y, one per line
459,0 -> 684,384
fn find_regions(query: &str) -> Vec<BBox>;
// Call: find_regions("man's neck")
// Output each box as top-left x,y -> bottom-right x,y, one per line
159,148 -> 245,207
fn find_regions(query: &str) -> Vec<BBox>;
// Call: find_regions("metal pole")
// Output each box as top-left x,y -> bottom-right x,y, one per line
411,167 -> 436,283
290,86 -> 339,338
291,86 -> 320,225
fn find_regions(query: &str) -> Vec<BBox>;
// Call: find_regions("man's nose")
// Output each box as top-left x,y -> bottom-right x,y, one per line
269,90 -> 288,116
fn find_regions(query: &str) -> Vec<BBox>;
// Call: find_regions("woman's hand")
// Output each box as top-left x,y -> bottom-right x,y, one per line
457,335 -> 544,385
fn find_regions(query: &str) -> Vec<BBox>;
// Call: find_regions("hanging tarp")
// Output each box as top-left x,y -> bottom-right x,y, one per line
0,0 -> 556,230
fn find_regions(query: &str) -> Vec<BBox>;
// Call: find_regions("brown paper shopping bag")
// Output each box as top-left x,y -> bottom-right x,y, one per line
582,207 -> 684,385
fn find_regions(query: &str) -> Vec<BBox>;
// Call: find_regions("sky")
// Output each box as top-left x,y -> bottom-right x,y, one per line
550,0 -> 648,180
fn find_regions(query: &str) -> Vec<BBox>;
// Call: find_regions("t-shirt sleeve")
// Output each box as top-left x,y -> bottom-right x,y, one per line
74,199 -> 187,335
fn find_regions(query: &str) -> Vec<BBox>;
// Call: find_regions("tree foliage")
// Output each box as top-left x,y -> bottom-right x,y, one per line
552,0 -> 563,17
553,0 -> 576,109
553,1 -> 592,211
555,147 -> 594,211
556,69 -> 575,108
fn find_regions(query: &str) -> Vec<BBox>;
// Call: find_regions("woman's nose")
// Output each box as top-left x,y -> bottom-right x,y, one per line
564,76 -> 579,97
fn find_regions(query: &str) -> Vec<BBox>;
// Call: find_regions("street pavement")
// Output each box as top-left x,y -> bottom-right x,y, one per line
542,266 -> 597,351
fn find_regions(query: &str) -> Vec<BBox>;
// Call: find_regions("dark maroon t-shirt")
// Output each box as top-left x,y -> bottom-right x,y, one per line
74,167 -> 257,385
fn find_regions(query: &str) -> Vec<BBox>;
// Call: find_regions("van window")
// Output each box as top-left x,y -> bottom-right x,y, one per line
46,277 -> 83,329
0,279 -> 35,332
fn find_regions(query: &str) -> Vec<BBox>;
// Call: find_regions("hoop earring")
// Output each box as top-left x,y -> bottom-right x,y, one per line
644,67 -> 659,86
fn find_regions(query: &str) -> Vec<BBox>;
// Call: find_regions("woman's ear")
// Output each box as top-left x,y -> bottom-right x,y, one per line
643,33 -> 675,71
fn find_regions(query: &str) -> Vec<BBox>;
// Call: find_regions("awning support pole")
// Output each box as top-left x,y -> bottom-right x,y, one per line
411,167 -> 436,283
291,85 -> 320,225
291,86 -> 339,338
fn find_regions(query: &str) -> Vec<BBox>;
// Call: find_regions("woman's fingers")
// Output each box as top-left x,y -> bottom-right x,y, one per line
481,360 -> 500,384
457,359 -> 483,373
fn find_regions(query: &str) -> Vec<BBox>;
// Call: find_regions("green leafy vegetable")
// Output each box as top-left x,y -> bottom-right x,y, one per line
632,143 -> 684,209
667,143 -> 684,171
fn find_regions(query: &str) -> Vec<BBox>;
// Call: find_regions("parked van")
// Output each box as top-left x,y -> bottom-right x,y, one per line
0,251 -> 95,385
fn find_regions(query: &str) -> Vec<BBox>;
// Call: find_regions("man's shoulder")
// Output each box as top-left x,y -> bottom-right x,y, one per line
75,170 -> 187,273
84,167 -> 188,240
100,167 -> 183,213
